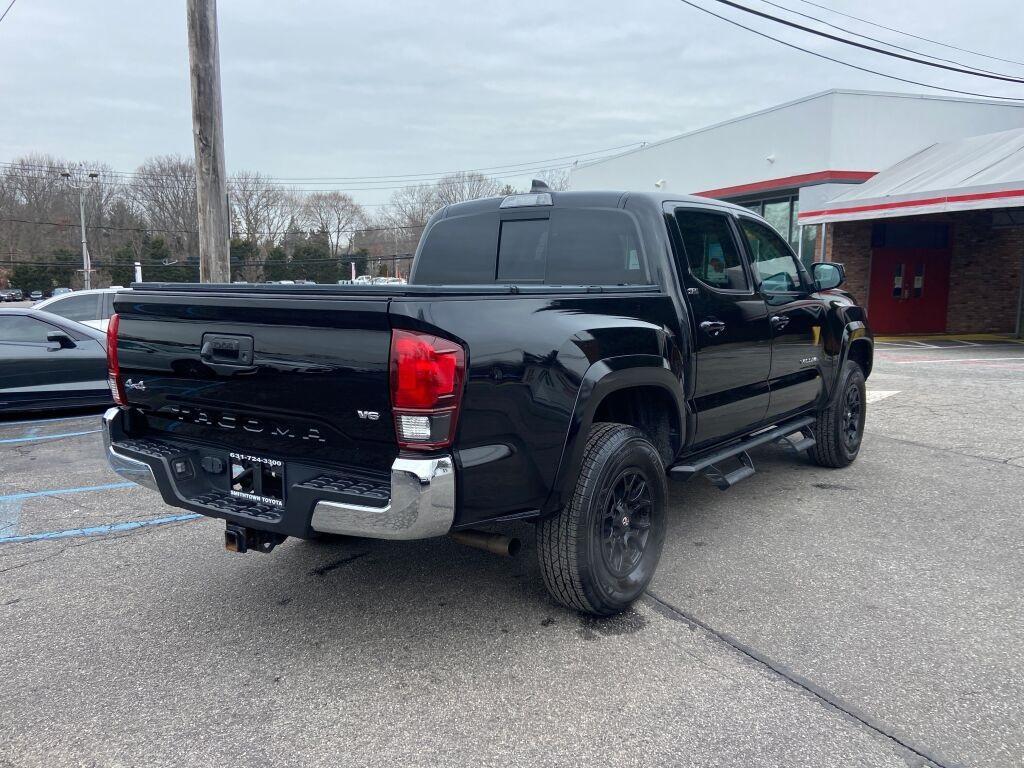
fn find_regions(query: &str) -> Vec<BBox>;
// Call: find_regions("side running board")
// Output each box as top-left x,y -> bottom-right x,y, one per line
669,416 -> 816,490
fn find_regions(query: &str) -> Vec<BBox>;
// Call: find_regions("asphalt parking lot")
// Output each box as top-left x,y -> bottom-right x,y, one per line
2,340 -> 1022,768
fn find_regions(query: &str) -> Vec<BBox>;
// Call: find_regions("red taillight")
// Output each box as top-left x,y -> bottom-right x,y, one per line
389,329 -> 466,450
106,313 -> 126,405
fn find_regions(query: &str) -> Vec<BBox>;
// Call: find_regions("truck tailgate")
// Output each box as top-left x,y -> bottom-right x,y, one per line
114,290 -> 397,472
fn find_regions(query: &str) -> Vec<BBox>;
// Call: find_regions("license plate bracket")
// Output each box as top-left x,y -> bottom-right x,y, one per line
229,452 -> 285,507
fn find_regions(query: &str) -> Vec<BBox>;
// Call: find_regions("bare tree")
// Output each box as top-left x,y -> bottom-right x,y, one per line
1,155 -> 75,259
230,171 -> 299,248
531,167 -> 571,191
433,172 -> 503,207
383,183 -> 439,231
301,191 -> 365,256
129,155 -> 199,262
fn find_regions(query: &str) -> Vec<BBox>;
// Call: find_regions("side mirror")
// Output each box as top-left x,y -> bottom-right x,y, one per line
812,262 -> 845,291
47,331 -> 76,349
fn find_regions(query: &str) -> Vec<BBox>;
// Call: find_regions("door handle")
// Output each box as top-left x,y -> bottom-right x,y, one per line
699,320 -> 726,337
200,333 -> 254,366
770,315 -> 790,330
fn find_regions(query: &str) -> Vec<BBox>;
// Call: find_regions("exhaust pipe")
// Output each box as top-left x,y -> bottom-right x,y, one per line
449,529 -> 521,557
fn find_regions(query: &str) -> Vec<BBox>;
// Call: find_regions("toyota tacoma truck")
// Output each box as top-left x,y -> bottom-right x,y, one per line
102,188 -> 872,615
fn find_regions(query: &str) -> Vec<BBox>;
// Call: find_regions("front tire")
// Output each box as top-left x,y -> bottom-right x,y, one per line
810,359 -> 866,468
537,423 -> 667,616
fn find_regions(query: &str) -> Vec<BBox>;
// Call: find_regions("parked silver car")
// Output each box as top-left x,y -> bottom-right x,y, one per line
33,287 -> 126,331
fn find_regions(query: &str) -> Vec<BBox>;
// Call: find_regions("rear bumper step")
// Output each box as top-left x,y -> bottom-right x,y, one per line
101,407 -> 455,540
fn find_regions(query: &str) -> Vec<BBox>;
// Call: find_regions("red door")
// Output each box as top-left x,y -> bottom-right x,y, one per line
868,247 -> 951,334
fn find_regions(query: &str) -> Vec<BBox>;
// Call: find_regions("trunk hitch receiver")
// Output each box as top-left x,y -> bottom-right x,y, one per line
225,523 -> 287,554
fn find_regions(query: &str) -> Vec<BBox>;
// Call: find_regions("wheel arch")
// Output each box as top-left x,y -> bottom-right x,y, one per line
827,320 -> 873,404
542,356 -> 686,516
847,337 -> 873,378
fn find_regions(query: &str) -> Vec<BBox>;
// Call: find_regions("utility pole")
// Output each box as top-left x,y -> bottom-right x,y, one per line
62,170 -> 98,290
187,0 -> 231,283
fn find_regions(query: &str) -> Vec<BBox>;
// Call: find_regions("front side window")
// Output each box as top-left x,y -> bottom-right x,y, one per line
739,217 -> 803,293
0,315 -> 54,344
45,293 -> 99,322
674,209 -> 748,291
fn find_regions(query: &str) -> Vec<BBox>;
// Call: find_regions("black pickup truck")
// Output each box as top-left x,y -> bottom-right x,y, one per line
102,189 -> 871,615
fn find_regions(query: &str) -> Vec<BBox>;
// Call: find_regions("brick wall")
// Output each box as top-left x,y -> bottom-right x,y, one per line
824,220 -> 873,308
946,211 -> 1024,333
823,213 -> 1023,334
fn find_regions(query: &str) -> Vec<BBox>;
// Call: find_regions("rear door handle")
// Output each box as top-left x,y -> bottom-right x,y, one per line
770,315 -> 790,330
699,320 -> 726,336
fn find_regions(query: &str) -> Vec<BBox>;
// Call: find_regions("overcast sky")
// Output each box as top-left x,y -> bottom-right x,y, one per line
1,0 -> 1021,207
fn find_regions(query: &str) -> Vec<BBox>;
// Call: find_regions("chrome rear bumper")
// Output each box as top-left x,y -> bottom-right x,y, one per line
101,407 -> 455,540
102,407 -> 159,492
310,456 -> 455,540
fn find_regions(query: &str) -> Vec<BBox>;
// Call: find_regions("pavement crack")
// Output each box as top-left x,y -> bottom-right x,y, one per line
309,551 -> 369,576
643,591 -> 956,768
872,433 -> 1023,471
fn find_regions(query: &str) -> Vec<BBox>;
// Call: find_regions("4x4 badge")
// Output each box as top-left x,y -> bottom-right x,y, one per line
124,379 -> 146,391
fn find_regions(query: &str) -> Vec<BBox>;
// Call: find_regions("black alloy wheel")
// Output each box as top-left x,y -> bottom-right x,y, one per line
599,469 -> 653,578
841,380 -> 863,451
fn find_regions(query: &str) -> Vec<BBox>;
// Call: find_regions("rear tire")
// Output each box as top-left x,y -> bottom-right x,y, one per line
810,360 -> 866,469
537,423 -> 667,616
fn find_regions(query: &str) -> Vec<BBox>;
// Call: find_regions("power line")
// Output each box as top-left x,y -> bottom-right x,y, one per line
0,215 -> 425,236
793,0 -> 1024,69
709,0 -> 1024,84
0,0 -> 18,26
0,163 -> 578,193
757,0 -> 1022,79
222,143 -> 644,182
673,0 -> 1024,102
0,142 -> 641,186
0,165 -> 577,193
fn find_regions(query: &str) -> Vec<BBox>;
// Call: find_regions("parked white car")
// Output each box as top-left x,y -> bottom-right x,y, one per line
33,287 -> 126,332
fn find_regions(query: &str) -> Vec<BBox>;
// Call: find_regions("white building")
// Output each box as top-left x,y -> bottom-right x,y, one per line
569,89 -> 1024,265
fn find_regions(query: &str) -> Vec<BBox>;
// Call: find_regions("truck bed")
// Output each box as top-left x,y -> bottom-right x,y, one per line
130,282 -> 661,297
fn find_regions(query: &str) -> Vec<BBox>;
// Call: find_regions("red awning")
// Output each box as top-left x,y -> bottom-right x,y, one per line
798,127 -> 1024,225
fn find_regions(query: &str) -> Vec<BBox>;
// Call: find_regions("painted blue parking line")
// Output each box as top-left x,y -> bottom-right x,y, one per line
0,429 -> 102,445
0,513 -> 201,544
0,482 -> 134,503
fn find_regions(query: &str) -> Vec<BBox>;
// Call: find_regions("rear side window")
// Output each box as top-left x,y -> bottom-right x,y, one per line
45,293 -> 100,322
545,209 -> 647,285
414,214 -> 500,284
414,208 -> 649,285
674,209 -> 748,291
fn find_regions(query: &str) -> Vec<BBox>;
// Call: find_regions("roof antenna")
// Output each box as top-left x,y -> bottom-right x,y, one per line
530,179 -> 551,193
